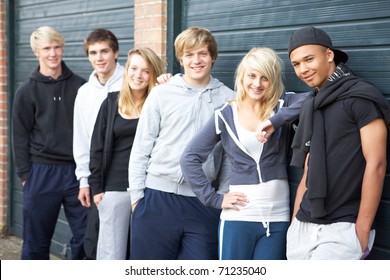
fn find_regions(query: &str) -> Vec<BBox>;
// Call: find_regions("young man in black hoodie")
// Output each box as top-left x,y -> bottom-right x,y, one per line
287,26 -> 390,259
12,26 -> 87,260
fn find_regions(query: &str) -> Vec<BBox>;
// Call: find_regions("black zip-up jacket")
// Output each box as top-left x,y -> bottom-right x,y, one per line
88,91 -> 119,196
12,61 -> 86,181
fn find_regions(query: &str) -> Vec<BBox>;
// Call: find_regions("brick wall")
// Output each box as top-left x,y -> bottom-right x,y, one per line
134,0 -> 167,66
0,0 -> 9,236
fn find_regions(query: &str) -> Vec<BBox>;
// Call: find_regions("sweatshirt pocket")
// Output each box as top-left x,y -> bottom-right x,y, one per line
40,131 -> 73,157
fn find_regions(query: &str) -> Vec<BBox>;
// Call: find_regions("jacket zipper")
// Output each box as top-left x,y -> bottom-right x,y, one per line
217,108 -> 264,183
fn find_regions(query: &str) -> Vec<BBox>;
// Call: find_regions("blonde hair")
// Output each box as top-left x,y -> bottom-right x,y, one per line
174,26 -> 218,62
234,47 -> 285,121
118,48 -> 165,116
30,26 -> 64,52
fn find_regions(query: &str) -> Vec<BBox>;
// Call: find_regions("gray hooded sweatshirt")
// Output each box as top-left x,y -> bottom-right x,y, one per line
128,74 -> 235,203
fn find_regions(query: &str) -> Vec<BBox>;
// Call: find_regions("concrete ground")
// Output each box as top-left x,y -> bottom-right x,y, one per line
0,235 -> 23,260
0,235 -> 59,260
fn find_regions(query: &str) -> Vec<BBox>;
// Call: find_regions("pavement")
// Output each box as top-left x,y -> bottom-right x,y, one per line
0,234 -> 59,260
0,235 -> 23,260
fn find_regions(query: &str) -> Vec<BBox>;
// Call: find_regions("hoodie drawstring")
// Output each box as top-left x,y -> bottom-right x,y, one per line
262,222 -> 271,237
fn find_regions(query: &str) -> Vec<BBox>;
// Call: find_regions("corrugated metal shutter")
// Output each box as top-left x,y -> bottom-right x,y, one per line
176,0 -> 390,259
10,0 -> 134,259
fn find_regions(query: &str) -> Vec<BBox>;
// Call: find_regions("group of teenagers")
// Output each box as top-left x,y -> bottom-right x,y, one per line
12,24 -> 390,261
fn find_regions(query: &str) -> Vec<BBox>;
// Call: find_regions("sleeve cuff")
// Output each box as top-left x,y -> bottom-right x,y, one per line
79,177 -> 89,188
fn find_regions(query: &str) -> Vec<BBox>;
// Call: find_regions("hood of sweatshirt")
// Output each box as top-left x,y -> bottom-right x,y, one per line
29,61 -> 73,82
169,73 -> 227,91
87,62 -> 124,89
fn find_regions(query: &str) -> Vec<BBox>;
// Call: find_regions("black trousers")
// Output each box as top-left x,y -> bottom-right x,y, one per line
83,193 -> 99,260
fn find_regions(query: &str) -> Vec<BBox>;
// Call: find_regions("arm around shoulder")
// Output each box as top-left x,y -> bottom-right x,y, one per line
269,91 -> 310,130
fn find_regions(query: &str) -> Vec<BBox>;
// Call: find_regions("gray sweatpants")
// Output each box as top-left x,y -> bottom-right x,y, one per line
286,219 -> 375,260
96,191 -> 131,260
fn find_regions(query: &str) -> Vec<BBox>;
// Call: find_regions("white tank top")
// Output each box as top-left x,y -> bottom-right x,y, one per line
221,103 -> 290,223
232,102 -> 263,162
221,182 -> 290,222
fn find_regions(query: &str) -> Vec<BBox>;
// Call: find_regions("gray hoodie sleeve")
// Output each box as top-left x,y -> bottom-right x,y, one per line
128,90 -> 161,204
269,91 -> 310,130
180,114 -> 225,209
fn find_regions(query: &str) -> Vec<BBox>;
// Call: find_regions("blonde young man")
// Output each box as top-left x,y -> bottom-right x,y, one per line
73,29 -> 124,259
12,26 -> 87,259
128,26 -> 235,260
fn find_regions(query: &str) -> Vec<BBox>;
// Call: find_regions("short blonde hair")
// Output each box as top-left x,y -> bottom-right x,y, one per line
30,26 -> 64,52
174,26 -> 218,62
235,47 -> 285,121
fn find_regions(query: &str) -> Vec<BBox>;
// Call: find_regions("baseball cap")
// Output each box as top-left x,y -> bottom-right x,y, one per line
288,26 -> 348,64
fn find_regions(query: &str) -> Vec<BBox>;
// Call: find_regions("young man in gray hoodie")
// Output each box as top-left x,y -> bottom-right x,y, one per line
128,26 -> 235,260
73,29 -> 124,259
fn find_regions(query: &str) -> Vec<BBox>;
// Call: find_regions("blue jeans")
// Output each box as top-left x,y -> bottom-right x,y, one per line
219,220 -> 289,260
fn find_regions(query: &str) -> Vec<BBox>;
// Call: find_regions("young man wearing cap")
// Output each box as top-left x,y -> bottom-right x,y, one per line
286,26 -> 390,259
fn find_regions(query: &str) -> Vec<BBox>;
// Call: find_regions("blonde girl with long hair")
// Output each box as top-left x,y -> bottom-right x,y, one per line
89,48 -> 164,259
181,47 -> 309,259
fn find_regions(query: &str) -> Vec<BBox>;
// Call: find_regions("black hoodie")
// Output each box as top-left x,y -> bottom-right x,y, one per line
12,61 -> 86,181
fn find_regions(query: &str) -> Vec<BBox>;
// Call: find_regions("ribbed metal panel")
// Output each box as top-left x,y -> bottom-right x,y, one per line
10,0 -> 134,259
182,0 -> 390,98
179,0 -> 390,259
13,0 -> 134,87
